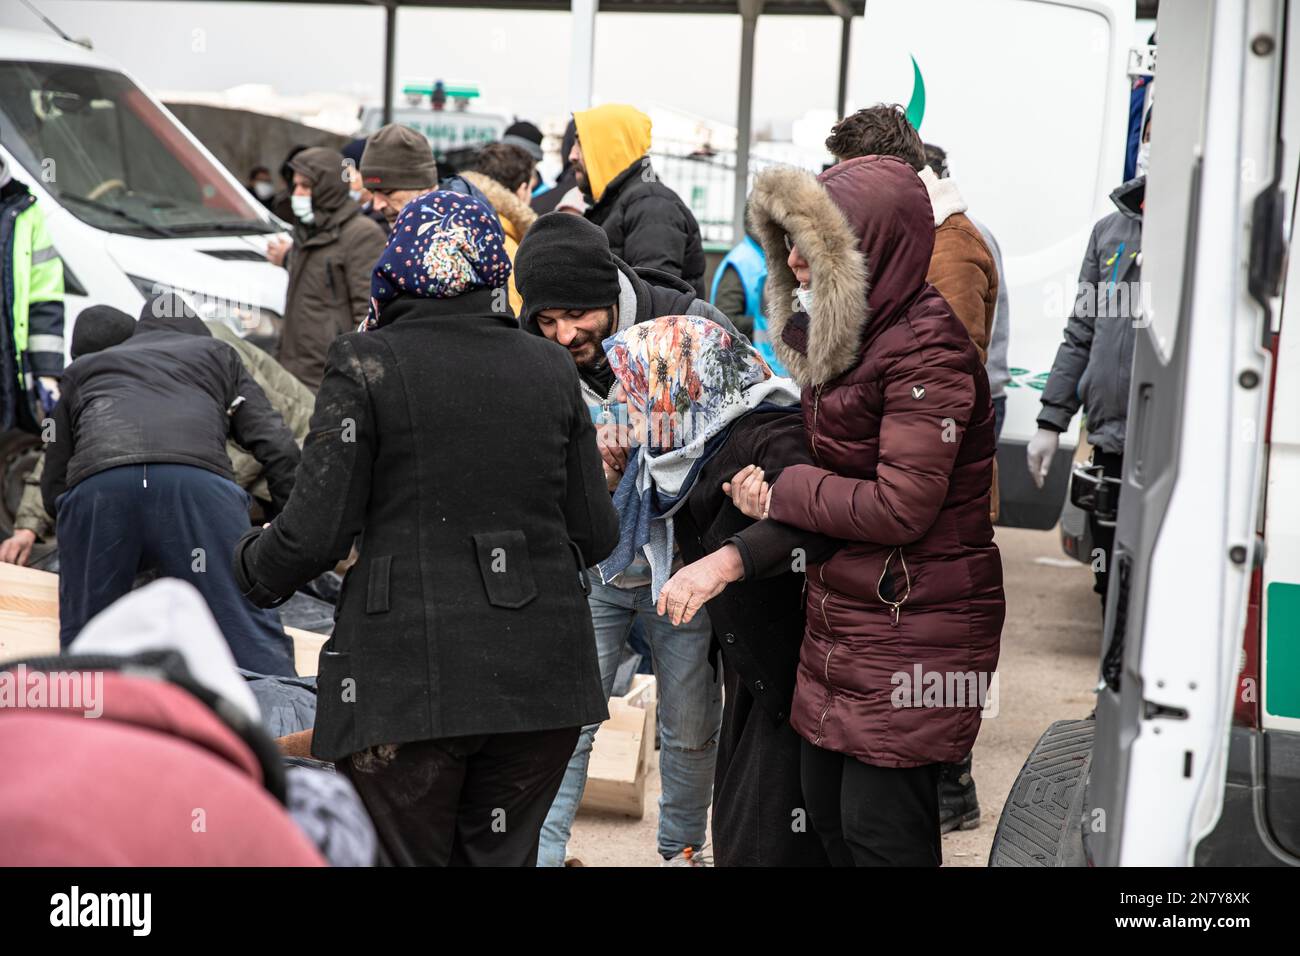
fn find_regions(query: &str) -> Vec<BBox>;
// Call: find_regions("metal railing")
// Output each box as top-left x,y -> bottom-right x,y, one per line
648,139 -> 823,244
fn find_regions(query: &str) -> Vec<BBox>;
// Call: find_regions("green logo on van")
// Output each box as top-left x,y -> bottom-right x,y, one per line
906,56 -> 926,130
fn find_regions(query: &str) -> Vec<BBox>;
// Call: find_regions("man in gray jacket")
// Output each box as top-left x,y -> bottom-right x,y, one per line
1029,175 -> 1145,606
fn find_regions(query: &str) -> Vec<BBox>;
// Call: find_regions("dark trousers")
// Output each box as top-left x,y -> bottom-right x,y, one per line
55,463 -> 295,675
1090,450 -> 1125,608
800,739 -> 942,866
713,660 -> 829,867
339,726 -> 580,867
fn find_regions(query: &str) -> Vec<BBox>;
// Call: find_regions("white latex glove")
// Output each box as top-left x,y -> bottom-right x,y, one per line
1026,428 -> 1060,489
38,376 -> 60,403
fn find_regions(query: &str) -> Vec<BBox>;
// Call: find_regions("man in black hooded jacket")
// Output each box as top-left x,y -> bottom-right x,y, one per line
42,294 -> 300,674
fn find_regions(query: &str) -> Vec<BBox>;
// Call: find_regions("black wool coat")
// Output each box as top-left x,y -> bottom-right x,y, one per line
674,409 -> 840,725
234,290 -> 619,761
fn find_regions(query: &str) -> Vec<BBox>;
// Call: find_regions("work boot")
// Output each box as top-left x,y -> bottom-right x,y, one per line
938,753 -> 980,833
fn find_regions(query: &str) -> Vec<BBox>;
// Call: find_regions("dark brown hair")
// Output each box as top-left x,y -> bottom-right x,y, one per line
825,104 -> 926,171
470,142 -> 537,192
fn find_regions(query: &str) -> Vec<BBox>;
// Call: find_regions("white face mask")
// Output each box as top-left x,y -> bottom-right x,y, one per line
795,286 -> 814,314
290,193 -> 315,224
349,189 -> 363,203
1135,141 -> 1151,178
252,180 -> 274,200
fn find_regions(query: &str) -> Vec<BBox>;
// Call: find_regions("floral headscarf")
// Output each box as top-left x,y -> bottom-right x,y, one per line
598,315 -> 801,597
364,190 -> 511,329
605,315 -> 773,454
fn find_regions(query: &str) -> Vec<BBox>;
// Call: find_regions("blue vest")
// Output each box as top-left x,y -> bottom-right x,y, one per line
711,236 -> 787,376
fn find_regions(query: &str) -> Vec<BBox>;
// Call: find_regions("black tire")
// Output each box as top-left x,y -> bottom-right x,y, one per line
989,718 -> 1095,867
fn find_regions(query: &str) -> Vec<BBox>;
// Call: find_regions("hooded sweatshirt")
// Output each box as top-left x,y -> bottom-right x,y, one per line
572,105 -> 706,296
280,147 -> 386,390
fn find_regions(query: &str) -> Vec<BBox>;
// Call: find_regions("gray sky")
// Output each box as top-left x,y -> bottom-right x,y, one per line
3,0 -> 861,133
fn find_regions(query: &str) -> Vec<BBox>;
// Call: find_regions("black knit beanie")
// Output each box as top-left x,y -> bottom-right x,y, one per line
515,213 -> 621,330
70,305 -> 136,360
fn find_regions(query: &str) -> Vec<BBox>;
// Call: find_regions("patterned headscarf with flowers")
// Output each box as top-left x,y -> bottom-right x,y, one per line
363,190 -> 511,329
598,315 -> 801,597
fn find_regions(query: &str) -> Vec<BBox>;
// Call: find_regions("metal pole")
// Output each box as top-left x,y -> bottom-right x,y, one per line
836,13 -> 852,119
734,0 -> 763,245
382,2 -> 396,125
568,0 -> 599,114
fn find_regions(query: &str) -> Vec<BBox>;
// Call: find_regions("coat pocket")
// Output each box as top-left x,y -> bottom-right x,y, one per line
472,530 -> 539,609
366,555 -> 392,614
311,648 -> 357,761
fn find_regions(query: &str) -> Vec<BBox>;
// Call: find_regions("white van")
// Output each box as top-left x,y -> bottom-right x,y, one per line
0,27 -> 290,528
992,0 -> 1300,866
0,27 -> 289,342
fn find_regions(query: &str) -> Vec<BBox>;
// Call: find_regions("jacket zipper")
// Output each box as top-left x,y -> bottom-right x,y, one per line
810,383 -> 825,463
813,564 -> 836,745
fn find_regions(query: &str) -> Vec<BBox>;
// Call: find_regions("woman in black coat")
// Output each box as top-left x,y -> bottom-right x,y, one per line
599,314 -> 836,866
234,190 -> 618,866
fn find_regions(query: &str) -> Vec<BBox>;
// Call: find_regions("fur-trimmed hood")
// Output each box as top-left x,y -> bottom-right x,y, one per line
460,171 -> 538,242
748,156 -> 935,387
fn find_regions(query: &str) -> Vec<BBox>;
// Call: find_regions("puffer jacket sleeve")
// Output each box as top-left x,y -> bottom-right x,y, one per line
724,417 -> 841,579
620,190 -> 689,280
1038,218 -> 1103,432
769,346 -> 975,546
235,335 -> 375,605
927,222 -> 995,361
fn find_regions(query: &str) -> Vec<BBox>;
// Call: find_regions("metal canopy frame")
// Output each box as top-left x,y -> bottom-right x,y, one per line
138,0 -> 864,242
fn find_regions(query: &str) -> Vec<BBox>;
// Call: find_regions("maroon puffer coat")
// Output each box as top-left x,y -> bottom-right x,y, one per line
749,156 -> 1004,768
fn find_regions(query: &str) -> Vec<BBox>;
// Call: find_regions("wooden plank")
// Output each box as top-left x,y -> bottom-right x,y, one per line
0,563 -> 327,678
0,562 -> 60,663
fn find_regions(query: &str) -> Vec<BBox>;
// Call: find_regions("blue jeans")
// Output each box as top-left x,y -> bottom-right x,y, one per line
537,581 -> 722,864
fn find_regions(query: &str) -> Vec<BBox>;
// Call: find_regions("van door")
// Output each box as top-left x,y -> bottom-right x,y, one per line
1085,0 -> 1284,866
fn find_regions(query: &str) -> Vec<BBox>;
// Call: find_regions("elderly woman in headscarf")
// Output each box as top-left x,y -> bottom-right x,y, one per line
234,190 -> 619,867
600,313 -> 837,867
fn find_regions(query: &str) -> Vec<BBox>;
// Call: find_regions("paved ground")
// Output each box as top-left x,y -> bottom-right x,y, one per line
567,525 -> 1102,867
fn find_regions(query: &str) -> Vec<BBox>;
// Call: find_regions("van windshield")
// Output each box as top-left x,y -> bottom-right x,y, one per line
0,60 -> 274,237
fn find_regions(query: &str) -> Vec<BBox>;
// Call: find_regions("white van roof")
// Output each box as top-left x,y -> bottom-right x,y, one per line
0,28 -> 123,71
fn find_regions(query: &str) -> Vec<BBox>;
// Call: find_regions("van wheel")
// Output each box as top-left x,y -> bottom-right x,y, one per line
989,718 -> 1094,867
0,429 -> 41,536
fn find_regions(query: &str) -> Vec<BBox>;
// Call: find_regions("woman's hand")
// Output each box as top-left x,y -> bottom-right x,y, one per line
656,544 -> 744,626
722,465 -> 771,520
